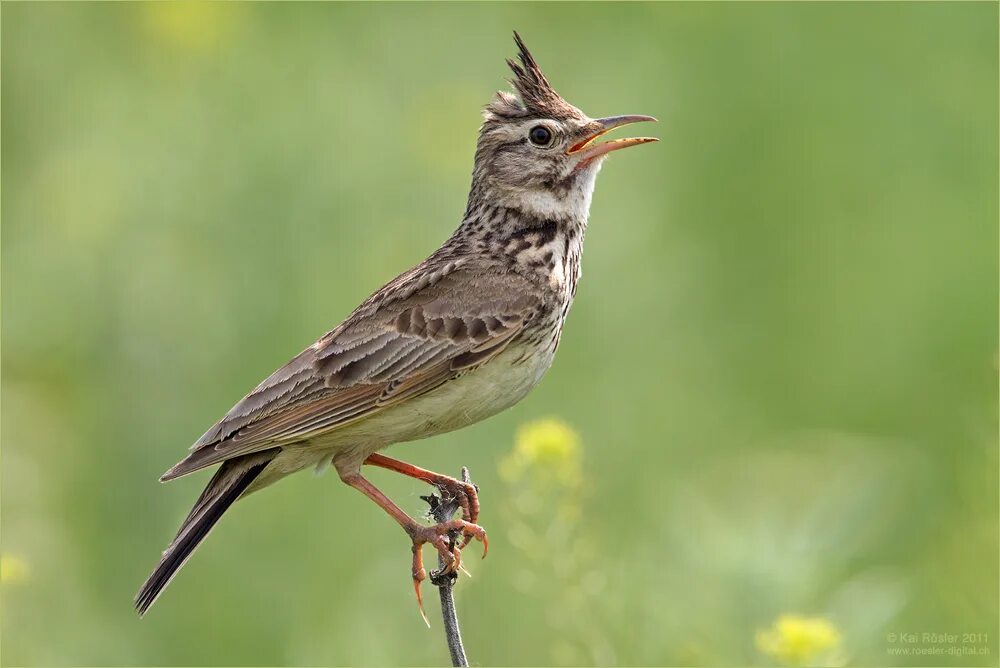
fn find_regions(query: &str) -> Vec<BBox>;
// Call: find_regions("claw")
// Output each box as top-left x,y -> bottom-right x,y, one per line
343,466 -> 484,627
452,520 -> 488,558
414,578 -> 430,627
411,542 -> 429,627
407,517 -> 487,625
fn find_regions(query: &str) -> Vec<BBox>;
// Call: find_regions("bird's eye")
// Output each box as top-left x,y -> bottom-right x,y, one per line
528,125 -> 553,147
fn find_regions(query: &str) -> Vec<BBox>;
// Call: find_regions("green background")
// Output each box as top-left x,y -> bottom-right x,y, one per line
2,2 -> 997,666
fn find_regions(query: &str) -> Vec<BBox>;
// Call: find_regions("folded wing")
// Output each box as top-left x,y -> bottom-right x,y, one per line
160,268 -> 539,481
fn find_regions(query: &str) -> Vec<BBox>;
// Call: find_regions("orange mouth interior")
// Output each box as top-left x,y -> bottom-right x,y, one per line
567,128 -> 612,154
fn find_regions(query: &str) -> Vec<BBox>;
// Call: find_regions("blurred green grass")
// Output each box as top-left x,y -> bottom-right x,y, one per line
1,2 -> 996,666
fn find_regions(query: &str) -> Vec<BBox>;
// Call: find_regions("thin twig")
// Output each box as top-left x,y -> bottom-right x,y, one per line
422,467 -> 474,667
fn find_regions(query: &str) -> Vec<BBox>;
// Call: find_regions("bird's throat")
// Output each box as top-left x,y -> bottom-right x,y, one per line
455,199 -> 587,299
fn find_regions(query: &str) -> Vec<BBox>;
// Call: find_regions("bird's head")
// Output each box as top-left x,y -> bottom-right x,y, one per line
471,32 -> 657,220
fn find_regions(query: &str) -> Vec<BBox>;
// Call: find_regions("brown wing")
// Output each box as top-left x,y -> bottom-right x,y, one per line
160,267 -> 540,481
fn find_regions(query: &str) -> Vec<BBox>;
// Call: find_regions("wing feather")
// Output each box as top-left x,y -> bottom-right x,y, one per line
160,267 -> 540,481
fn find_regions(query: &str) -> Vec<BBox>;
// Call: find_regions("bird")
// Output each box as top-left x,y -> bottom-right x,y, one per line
135,31 -> 656,621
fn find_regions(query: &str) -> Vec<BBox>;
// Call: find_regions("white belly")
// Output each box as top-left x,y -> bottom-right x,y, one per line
356,341 -> 552,444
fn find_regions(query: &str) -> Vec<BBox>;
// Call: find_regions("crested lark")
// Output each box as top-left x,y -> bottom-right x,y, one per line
136,32 -> 656,619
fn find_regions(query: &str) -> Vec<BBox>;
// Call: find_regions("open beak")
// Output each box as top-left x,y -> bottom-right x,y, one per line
567,115 -> 658,166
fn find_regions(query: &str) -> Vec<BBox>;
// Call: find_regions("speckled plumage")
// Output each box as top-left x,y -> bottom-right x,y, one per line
136,32 -> 655,616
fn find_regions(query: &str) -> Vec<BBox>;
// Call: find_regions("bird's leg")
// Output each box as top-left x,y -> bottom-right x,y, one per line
364,453 -> 481,525
338,470 -> 487,625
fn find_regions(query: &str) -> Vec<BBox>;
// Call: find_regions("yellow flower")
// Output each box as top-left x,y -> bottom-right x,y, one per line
756,615 -> 842,666
1,554 -> 30,585
143,2 -> 237,52
499,418 -> 582,486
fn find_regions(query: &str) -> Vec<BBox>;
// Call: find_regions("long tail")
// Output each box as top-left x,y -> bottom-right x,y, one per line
134,450 -> 277,616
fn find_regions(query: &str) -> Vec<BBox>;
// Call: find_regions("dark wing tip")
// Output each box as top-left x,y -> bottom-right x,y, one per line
159,460 -> 190,482
135,587 -> 155,617
136,457 -> 272,617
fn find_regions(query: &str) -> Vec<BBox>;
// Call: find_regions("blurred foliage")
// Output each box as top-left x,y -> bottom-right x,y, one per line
2,2 -> 997,666
501,418 -> 606,665
0,554 -> 31,586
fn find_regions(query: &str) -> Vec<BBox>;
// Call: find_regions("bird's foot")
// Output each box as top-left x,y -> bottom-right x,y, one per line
430,477 -> 481,547
408,519 -> 488,625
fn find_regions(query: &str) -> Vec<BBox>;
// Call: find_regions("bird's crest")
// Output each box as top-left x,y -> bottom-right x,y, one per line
486,32 -> 582,120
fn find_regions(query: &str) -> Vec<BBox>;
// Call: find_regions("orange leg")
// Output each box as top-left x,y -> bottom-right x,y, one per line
364,453 -> 481,525
339,470 -> 487,625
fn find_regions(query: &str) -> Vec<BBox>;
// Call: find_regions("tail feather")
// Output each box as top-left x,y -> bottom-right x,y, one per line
135,452 -> 275,616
